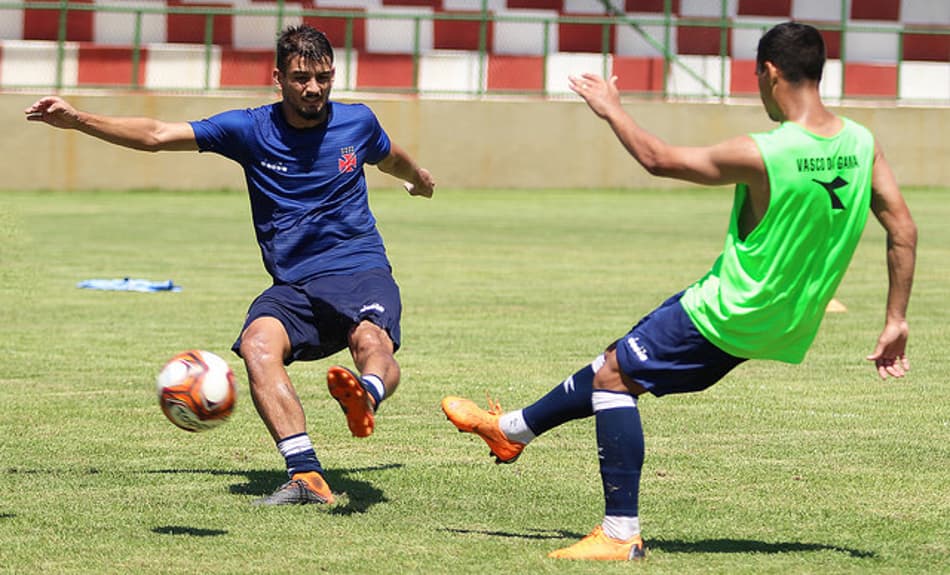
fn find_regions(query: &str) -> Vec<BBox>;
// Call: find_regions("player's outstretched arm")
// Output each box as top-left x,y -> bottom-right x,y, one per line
375,142 -> 435,198
24,96 -> 198,152
569,73 -> 763,188
866,143 -> 917,379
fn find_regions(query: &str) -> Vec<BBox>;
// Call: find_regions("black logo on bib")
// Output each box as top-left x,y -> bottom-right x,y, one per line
812,176 -> 848,210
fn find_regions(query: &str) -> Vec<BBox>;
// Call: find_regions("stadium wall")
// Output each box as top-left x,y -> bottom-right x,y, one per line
2,92 -> 947,191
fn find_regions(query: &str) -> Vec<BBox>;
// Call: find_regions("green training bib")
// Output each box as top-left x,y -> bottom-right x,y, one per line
681,118 -> 875,363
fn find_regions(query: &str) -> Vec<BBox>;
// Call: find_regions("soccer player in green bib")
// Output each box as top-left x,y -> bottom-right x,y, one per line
442,22 -> 916,560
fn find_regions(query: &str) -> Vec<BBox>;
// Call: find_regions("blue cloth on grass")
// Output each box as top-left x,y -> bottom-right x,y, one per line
77,278 -> 182,293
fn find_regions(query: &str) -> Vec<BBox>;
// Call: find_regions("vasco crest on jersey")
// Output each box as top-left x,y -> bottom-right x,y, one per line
338,146 -> 357,173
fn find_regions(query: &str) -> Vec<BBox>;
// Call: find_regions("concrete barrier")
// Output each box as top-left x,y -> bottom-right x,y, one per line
3,92 -> 947,191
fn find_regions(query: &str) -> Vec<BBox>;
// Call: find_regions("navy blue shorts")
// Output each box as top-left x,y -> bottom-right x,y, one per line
232,268 -> 402,365
614,292 -> 746,397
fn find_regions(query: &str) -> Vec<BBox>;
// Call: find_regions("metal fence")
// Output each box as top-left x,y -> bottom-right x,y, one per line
0,1 -> 947,103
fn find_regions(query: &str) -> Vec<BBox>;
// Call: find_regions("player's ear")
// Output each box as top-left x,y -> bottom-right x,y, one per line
762,61 -> 780,85
272,67 -> 281,87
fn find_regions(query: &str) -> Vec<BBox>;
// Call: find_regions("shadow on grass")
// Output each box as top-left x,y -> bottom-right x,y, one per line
152,526 -> 228,537
444,529 -> 874,559
645,538 -> 876,559
148,463 -> 401,516
0,513 -> 16,519
442,528 -> 585,541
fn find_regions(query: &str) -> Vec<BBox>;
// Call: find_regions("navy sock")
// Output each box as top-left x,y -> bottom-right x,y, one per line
521,358 -> 598,436
593,390 -> 644,518
277,432 -> 324,478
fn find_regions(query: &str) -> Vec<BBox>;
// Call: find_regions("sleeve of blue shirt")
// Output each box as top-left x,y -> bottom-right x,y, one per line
361,106 -> 391,165
189,109 -> 253,164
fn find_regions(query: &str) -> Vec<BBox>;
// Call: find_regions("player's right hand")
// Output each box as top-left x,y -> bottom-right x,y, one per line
24,96 -> 81,129
569,73 -> 622,120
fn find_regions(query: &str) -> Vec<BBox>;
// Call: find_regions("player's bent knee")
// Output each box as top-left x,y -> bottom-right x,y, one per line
240,317 -> 290,366
593,369 -> 629,393
592,349 -> 637,394
350,321 -> 394,354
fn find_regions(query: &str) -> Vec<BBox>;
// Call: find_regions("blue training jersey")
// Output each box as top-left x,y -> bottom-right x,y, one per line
190,101 -> 392,284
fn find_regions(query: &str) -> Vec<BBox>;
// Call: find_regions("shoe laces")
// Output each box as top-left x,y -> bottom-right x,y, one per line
484,393 -> 505,416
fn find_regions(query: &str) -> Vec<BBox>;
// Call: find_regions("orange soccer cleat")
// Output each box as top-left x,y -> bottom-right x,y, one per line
327,365 -> 376,438
441,395 -> 525,464
253,471 -> 335,506
548,526 -> 645,561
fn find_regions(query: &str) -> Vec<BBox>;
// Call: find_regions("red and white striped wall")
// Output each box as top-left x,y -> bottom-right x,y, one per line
0,0 -> 946,99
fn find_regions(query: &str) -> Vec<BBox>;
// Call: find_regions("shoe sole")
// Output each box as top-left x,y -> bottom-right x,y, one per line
252,492 -> 332,506
327,366 -> 375,438
251,478 -> 334,506
548,536 -> 645,560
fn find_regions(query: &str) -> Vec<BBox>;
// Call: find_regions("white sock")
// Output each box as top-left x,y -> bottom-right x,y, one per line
277,433 -> 313,458
498,409 -> 536,444
602,515 -> 640,541
361,373 -> 385,402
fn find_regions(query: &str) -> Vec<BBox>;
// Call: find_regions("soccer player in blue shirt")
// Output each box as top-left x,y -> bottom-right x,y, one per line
26,25 -> 435,506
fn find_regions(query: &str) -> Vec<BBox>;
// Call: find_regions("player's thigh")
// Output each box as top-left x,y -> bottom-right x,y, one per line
615,293 -> 745,397
305,268 -> 403,352
232,283 -> 332,364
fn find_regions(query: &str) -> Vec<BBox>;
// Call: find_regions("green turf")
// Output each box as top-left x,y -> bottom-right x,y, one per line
0,188 -> 946,574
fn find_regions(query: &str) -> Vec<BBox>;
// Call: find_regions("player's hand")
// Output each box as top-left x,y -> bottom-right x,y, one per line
404,168 -> 435,199
24,96 -> 82,129
569,73 -> 622,120
866,319 -> 910,379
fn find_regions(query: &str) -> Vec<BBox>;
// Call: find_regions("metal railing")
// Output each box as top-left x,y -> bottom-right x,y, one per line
0,0 -> 947,103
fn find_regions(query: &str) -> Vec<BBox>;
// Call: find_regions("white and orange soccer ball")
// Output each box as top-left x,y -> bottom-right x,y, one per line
156,350 -> 237,432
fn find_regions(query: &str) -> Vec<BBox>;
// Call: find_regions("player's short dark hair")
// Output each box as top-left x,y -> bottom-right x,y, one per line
276,25 -> 334,73
756,22 -> 825,83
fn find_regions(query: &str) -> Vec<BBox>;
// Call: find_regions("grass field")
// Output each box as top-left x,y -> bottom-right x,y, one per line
0,187 -> 947,574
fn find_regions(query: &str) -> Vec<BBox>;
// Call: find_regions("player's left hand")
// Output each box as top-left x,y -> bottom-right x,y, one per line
569,73 -> 622,120
405,168 -> 435,198
866,319 -> 910,379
